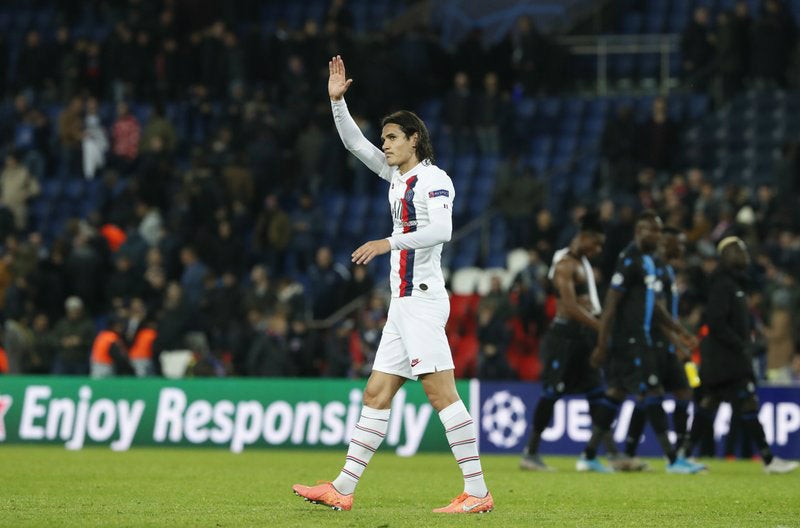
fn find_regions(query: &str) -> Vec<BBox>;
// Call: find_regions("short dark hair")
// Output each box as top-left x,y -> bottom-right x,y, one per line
381,110 -> 435,163
579,211 -> 604,234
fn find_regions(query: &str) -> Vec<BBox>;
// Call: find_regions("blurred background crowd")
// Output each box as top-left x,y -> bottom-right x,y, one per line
0,0 -> 798,384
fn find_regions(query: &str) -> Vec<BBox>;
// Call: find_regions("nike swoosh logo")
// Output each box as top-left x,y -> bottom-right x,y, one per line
462,498 -> 490,512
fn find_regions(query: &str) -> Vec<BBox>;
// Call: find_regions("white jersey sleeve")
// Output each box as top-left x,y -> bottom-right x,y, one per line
331,98 -> 392,181
386,169 -> 454,250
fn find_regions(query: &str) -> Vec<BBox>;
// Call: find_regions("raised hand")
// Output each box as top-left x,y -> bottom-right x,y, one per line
328,55 -> 353,101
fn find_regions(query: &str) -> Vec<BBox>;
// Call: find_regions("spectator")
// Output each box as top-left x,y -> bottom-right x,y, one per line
308,246 -> 349,321
57,96 -> 84,176
491,154 -> 544,248
600,105 -> 638,194
442,71 -> 475,155
636,97 -> 680,173
246,309 -> 293,376
178,245 -> 209,308
140,102 -> 177,154
90,317 -> 131,378
154,282 -> 194,377
474,71 -> 507,156
111,101 -> 141,173
51,296 -> 95,375
476,299 -> 514,380
751,0 -> 796,88
252,194 -> 291,274
0,151 -> 40,231
288,193 -> 324,272
82,96 -> 109,179
681,7 -> 716,90
242,264 -> 278,315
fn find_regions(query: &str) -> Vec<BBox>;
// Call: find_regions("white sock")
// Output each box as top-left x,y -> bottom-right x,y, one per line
331,406 -> 390,495
439,400 -> 488,497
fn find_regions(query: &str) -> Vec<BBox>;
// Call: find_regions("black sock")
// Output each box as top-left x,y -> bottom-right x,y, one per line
589,390 -> 620,455
624,403 -> 647,457
645,396 -> 676,464
673,399 -> 690,449
740,411 -> 773,465
583,396 -> 621,460
682,404 -> 716,458
526,397 -> 556,455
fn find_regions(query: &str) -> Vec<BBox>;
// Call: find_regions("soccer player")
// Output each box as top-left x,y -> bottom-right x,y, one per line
292,56 -> 493,513
617,226 -> 693,471
584,211 -> 704,474
519,213 -> 611,472
677,237 -> 798,474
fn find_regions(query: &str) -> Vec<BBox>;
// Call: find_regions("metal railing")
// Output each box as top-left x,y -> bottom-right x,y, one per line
557,34 -> 681,95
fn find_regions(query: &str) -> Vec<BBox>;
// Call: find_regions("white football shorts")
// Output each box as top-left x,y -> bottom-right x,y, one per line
372,296 -> 455,380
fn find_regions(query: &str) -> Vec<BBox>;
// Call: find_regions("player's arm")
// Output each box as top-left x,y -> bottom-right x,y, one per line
553,259 -> 599,332
351,179 -> 454,264
654,303 -> 698,350
351,206 -> 452,265
328,55 -> 390,179
590,287 -> 622,367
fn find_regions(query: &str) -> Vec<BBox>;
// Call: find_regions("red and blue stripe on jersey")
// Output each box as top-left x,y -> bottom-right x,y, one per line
398,175 -> 418,297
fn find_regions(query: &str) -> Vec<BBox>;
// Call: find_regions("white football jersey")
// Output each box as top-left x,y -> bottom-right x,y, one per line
330,99 -> 455,299
379,162 -> 455,299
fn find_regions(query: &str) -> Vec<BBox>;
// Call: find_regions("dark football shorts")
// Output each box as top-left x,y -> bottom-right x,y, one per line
654,340 -> 691,393
608,339 -> 662,395
539,318 -> 602,396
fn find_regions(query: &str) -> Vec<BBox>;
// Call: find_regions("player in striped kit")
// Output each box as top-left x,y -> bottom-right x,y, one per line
292,56 -> 493,514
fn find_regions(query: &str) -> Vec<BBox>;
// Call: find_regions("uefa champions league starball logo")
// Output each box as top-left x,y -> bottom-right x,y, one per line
481,391 -> 527,448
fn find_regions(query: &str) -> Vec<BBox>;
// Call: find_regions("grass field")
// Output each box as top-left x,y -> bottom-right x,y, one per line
2,446 -> 798,528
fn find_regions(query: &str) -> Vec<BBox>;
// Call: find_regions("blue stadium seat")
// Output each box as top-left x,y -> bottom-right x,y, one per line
609,54 -> 636,79
620,13 -> 642,34
559,115 -> 582,135
644,14 -> 665,33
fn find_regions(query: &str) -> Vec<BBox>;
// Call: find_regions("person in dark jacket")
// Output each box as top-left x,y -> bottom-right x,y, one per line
678,237 -> 798,473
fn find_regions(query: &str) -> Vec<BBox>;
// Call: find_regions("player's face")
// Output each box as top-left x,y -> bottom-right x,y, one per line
381,124 -> 418,169
724,241 -> 751,271
580,233 -> 604,259
636,217 -> 662,253
661,233 -> 685,260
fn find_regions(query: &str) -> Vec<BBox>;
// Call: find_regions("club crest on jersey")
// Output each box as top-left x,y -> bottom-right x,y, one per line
405,189 -> 415,202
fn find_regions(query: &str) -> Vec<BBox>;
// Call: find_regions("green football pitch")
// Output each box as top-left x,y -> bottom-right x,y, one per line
2,446 -> 798,527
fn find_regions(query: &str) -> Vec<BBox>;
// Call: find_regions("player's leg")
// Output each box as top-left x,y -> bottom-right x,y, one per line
578,387 -> 622,473
400,297 -> 492,513
734,384 -> 799,474
422,369 -> 493,513
611,400 -> 648,471
520,389 -> 558,471
672,387 -> 692,451
330,370 -> 406,494
293,310 -> 409,510
520,330 -> 562,471
677,391 -> 719,461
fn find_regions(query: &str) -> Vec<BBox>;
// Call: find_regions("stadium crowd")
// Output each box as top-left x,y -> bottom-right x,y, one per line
0,0 -> 798,386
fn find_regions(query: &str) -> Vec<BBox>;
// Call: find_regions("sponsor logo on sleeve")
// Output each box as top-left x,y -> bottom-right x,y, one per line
428,189 -> 450,198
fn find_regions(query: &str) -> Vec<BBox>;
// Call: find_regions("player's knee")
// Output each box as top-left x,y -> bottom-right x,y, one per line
606,388 -> 626,402
740,395 -> 760,415
362,386 -> 393,409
